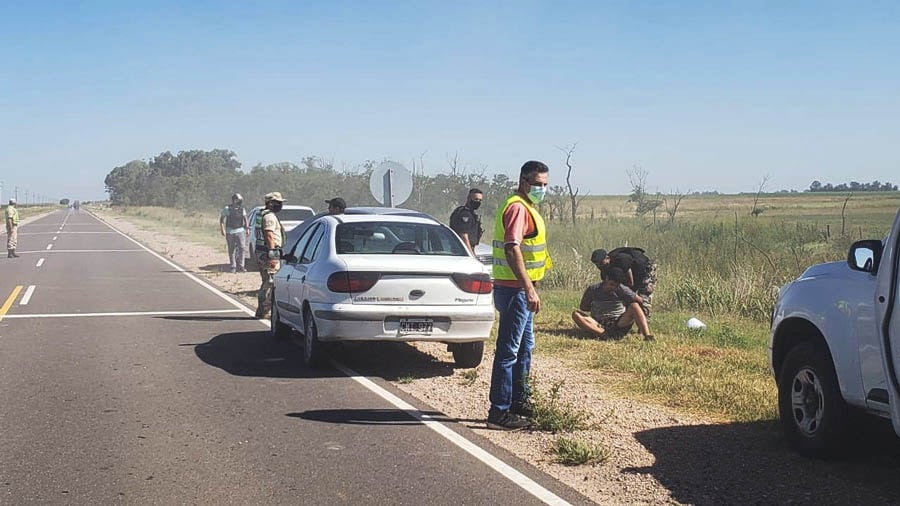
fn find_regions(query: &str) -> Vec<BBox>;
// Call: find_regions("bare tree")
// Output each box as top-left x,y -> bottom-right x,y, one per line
840,192 -> 853,237
627,165 -> 662,217
750,174 -> 771,217
556,142 -> 585,226
664,188 -> 690,224
447,152 -> 461,176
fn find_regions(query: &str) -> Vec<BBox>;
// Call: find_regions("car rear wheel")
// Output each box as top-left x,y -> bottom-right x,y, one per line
270,302 -> 291,339
451,341 -> 484,368
777,342 -> 849,457
302,308 -> 327,368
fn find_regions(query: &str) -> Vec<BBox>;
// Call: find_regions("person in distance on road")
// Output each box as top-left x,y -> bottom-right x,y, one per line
487,161 -> 553,431
449,188 -> 484,255
325,197 -> 346,215
254,192 -> 286,319
572,267 -> 654,341
219,193 -> 249,273
5,199 -> 20,258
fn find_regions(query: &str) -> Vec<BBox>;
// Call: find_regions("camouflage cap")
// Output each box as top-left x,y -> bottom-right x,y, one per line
264,192 -> 286,203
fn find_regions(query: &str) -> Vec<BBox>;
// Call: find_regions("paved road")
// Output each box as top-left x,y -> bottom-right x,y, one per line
0,210 -> 588,505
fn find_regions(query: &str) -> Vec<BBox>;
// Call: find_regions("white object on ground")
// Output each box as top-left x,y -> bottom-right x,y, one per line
687,317 -> 707,329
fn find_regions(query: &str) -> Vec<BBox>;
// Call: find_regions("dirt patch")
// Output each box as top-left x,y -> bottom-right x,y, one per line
92,208 -> 900,505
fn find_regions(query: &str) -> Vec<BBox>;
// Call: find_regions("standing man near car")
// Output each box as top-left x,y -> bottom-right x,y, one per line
220,193 -> 249,273
5,199 -> 20,258
487,161 -> 552,430
449,188 -> 484,255
325,197 -> 346,215
254,192 -> 286,319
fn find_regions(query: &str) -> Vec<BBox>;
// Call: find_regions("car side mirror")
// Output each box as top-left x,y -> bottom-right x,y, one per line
848,239 -> 882,273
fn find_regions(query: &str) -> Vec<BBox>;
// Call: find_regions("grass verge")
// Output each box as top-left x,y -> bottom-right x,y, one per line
551,437 -> 611,466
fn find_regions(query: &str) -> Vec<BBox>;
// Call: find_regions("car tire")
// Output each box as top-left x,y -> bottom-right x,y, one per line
303,308 -> 327,368
777,342 -> 849,458
451,341 -> 484,368
270,302 -> 291,340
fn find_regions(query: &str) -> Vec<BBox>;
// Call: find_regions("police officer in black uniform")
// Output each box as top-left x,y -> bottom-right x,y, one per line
449,188 -> 484,255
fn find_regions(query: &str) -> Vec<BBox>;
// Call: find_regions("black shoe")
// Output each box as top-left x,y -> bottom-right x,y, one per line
510,400 -> 534,418
486,410 -> 531,431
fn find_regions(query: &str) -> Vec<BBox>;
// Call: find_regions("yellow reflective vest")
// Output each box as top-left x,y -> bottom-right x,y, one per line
492,194 -> 551,282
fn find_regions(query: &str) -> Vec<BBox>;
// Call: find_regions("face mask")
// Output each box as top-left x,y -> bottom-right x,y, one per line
271,202 -> 283,212
528,185 -> 547,204
468,200 -> 482,211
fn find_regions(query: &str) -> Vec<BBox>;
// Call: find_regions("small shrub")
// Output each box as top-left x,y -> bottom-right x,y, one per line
397,376 -> 414,384
459,368 -> 479,386
530,379 -> 591,433
552,436 -> 610,466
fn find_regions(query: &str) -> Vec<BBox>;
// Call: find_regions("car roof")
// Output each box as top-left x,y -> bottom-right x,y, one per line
331,213 -> 440,225
249,204 -> 313,212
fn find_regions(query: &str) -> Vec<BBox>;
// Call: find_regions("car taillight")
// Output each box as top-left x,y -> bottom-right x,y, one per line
327,272 -> 381,293
452,273 -> 493,294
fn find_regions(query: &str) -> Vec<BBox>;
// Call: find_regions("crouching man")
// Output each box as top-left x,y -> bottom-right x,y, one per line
571,267 -> 654,341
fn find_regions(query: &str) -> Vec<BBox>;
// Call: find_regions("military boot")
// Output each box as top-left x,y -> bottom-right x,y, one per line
11,249 -> 19,258
6,250 -> 11,258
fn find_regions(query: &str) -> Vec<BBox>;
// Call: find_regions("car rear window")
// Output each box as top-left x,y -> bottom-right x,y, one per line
280,208 -> 314,221
336,222 -> 467,256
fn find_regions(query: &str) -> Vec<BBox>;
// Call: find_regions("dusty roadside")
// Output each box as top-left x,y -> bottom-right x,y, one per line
92,208 -> 900,506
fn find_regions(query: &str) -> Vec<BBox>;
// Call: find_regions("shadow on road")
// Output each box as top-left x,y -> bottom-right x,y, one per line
289,408 -> 439,426
630,418 -> 900,505
193,331 -> 458,381
192,331 -> 340,379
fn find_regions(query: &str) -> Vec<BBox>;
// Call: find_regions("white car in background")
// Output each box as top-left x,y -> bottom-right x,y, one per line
247,205 -> 315,262
270,209 -> 494,368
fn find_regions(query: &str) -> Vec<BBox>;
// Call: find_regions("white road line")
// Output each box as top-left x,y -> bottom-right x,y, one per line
53,236 -> 58,241
13,249 -> 144,254
88,210 -> 572,506
333,363 -> 571,506
36,258 -> 45,267
2,309 -> 246,319
45,244 -> 53,250
19,286 -> 36,306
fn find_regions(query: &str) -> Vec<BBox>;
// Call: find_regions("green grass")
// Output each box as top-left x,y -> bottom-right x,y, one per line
97,206 -> 226,253
530,379 -> 592,432
551,436 -> 611,466
459,368 -> 479,386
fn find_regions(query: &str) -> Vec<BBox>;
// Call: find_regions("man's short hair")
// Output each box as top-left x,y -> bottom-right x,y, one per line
591,249 -> 608,264
468,188 -> 483,195
606,267 -> 629,284
520,160 -> 550,180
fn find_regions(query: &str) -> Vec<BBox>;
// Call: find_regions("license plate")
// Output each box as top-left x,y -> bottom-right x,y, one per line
399,318 -> 433,334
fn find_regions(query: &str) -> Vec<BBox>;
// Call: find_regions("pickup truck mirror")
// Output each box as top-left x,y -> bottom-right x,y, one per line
848,239 -> 883,273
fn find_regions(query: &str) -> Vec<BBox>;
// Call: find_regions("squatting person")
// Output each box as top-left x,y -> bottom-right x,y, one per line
572,267 -> 655,341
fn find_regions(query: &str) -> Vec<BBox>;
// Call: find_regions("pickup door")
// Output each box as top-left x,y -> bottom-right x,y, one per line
875,207 -> 900,437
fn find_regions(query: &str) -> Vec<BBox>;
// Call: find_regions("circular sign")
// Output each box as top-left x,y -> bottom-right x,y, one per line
369,161 -> 413,207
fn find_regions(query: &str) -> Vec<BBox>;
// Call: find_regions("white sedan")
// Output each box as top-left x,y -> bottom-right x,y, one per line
271,210 -> 494,368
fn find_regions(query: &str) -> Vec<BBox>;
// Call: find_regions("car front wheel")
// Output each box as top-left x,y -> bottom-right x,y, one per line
777,342 -> 849,457
302,308 -> 327,368
451,341 -> 484,368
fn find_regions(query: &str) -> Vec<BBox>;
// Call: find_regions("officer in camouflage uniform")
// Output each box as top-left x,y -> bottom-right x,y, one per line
6,199 -> 20,258
255,192 -> 286,319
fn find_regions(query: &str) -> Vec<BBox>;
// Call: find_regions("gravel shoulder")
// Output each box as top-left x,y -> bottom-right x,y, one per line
93,208 -> 900,505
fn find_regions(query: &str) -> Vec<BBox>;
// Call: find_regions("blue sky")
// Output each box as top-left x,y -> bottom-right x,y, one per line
1,1 -> 899,201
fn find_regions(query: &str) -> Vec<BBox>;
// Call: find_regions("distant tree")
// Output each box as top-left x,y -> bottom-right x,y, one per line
59,198 -> 70,205
750,174 -> 770,217
627,165 -> 662,217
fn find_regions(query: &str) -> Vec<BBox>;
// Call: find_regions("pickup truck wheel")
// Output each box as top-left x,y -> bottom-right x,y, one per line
778,342 -> 849,457
451,341 -> 484,368
302,308 -> 327,368
270,303 -> 291,339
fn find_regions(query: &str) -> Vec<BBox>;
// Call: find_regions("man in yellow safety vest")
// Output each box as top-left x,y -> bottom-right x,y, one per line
487,160 -> 552,430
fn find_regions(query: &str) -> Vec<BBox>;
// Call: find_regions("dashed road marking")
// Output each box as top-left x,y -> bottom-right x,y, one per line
36,258 -> 45,267
46,244 -> 53,250
20,285 -> 35,306
53,236 -> 58,241
0,286 -> 23,322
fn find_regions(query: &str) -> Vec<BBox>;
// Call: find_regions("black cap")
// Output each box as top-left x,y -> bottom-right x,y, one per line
325,197 -> 346,209
590,249 -> 608,264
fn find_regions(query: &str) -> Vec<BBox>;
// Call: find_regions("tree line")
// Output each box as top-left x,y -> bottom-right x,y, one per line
808,180 -> 897,192
103,149 -> 521,221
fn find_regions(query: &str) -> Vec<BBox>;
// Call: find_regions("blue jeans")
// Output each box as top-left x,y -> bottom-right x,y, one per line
489,285 -> 534,413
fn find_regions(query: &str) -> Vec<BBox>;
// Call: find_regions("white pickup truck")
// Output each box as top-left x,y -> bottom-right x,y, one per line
769,208 -> 900,457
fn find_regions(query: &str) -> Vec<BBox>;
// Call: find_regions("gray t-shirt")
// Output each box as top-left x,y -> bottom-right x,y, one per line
579,283 -> 637,320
